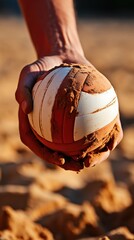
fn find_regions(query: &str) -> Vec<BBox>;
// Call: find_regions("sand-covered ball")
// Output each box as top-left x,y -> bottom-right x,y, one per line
28,64 -> 119,161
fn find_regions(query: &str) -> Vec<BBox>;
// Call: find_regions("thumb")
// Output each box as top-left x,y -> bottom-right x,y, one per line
20,88 -> 33,114
15,64 -> 43,114
15,80 -> 34,114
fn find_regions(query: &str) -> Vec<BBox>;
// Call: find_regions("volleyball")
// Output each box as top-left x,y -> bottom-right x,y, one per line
28,64 -> 119,160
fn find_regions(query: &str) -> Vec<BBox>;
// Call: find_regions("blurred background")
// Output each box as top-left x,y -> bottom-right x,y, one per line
0,1 -> 134,240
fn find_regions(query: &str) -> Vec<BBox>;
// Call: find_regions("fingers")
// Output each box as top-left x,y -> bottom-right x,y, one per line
84,116 -> 123,168
84,148 -> 110,168
114,117 -> 123,146
61,158 -> 84,172
107,116 -> 123,151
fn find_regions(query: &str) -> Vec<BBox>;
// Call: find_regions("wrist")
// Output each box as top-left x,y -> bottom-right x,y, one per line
37,38 -> 84,60
37,25 -> 84,59
37,27 -> 84,59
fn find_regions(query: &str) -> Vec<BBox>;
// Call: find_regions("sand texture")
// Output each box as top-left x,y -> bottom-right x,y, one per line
0,18 -> 134,240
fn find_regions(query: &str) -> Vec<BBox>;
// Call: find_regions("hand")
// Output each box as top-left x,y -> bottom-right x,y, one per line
84,115 -> 123,168
15,52 -> 123,171
15,52 -> 89,171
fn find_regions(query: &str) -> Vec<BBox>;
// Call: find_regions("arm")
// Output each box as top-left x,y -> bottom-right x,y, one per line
18,0 -> 84,58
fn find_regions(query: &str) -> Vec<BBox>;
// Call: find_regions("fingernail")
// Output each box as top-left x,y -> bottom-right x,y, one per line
112,141 -> 117,150
60,158 -> 65,165
21,100 -> 27,113
108,139 -> 117,150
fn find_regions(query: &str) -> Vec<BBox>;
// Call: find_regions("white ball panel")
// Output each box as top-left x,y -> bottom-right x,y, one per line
28,80 -> 42,129
77,87 -> 117,116
41,67 -> 72,141
28,112 -> 34,129
32,80 -> 42,99
29,67 -> 60,137
74,95 -> 119,141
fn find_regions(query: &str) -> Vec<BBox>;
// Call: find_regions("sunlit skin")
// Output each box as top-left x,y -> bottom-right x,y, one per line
15,0 -> 123,171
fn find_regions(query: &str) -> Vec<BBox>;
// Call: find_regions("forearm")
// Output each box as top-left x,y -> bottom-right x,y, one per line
18,0 -> 84,58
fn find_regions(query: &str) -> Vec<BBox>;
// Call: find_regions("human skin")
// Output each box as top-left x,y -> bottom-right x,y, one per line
16,0 -> 123,171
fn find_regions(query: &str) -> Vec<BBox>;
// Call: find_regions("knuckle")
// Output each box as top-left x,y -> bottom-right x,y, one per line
21,64 -> 31,74
19,64 -> 32,80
